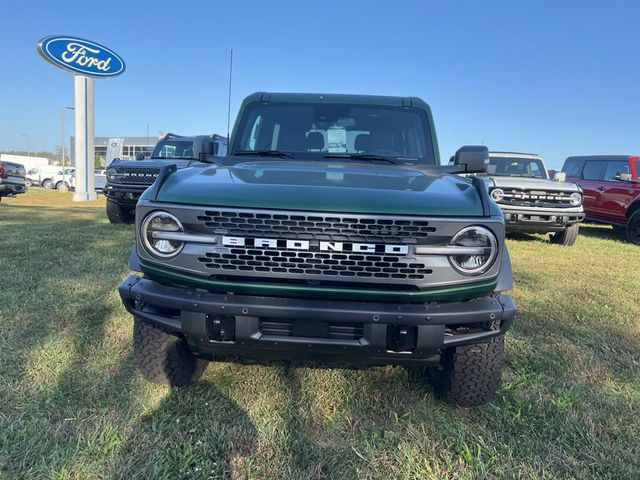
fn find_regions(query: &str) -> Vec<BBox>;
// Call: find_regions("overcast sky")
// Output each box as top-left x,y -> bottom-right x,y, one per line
1,0 -> 638,169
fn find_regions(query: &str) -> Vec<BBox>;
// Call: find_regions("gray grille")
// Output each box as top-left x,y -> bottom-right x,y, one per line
195,210 -> 436,243
115,166 -> 160,185
196,247 -> 432,280
496,189 -> 576,208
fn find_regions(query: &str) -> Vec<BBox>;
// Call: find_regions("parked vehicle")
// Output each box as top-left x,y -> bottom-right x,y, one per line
483,152 -> 585,245
0,154 -> 49,176
0,160 -> 27,201
51,168 -> 107,191
118,92 -> 516,407
103,133 -> 227,224
562,155 -> 640,244
25,164 -> 63,188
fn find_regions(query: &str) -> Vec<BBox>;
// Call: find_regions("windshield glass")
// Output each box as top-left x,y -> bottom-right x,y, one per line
232,102 -> 435,164
487,156 -> 548,179
151,139 -> 195,159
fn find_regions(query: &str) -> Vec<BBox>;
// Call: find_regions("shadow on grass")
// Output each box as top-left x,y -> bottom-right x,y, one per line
577,223 -> 626,242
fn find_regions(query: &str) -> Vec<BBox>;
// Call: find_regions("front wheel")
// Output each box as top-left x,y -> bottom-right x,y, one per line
549,223 -> 579,246
133,317 -> 208,386
409,335 -> 505,407
25,179 -> 33,187
626,211 -> 640,245
106,199 -> 134,224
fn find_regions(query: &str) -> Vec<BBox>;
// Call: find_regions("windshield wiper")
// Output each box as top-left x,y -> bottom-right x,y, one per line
323,153 -> 398,165
234,150 -> 295,159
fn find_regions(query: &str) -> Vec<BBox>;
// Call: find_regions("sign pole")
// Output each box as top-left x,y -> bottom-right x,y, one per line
72,75 -> 96,201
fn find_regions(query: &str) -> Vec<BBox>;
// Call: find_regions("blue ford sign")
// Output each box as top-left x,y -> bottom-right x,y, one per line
37,35 -> 125,78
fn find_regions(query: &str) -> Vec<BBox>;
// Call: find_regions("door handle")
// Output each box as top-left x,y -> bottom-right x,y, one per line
597,186 -> 606,191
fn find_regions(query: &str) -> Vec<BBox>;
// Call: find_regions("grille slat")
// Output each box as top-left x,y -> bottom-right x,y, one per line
498,189 -> 576,208
198,248 -> 432,280
195,210 -> 436,243
113,166 -> 160,185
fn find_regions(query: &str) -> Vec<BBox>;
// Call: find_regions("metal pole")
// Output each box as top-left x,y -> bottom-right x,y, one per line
72,75 -> 96,201
227,48 -> 233,141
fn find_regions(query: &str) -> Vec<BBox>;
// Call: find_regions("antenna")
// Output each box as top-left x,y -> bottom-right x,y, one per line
226,48 -> 233,141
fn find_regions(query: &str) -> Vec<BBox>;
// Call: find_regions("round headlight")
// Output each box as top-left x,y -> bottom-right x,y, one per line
569,192 -> 582,206
449,226 -> 498,275
141,211 -> 184,257
490,188 -> 504,202
107,168 -> 119,181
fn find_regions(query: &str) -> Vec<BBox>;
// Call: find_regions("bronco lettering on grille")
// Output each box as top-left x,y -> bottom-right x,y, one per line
221,236 -> 409,254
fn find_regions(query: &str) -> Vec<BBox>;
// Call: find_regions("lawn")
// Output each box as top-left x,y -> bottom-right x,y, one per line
0,189 -> 638,479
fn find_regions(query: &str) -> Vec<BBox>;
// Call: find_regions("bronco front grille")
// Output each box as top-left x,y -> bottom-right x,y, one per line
495,188 -> 576,208
114,166 -> 160,185
195,210 -> 437,243
197,248 -> 433,280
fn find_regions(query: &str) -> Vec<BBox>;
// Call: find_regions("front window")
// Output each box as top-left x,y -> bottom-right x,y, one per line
152,139 -> 195,159
232,102 -> 435,164
486,156 -> 548,179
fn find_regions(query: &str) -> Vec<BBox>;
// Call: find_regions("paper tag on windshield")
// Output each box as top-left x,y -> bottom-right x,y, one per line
327,128 -> 347,152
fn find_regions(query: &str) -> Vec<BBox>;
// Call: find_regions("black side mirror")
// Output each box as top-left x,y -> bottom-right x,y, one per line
135,152 -> 145,160
454,145 -> 489,173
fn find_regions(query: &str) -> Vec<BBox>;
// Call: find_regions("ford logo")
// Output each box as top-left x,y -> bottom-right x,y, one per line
37,35 -> 125,78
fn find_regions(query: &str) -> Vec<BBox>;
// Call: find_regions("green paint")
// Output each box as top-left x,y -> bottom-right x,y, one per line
140,261 -> 498,303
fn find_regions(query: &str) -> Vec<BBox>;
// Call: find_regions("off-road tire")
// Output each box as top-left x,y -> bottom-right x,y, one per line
626,211 -> 640,245
410,335 -> 505,407
133,317 -> 208,386
549,223 -> 579,246
106,199 -> 135,224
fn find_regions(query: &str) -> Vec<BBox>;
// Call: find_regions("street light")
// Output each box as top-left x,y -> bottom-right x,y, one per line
61,106 -> 74,187
21,134 -> 30,156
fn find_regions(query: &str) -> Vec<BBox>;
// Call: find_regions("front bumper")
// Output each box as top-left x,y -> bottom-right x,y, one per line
499,206 -> 585,232
0,183 -> 26,196
119,275 -> 516,367
103,183 -> 149,204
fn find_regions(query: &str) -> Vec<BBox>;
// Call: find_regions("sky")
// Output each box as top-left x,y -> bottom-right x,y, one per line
0,0 -> 638,169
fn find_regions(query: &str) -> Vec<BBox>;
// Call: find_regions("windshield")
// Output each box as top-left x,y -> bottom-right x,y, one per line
232,102 -> 435,164
487,156 -> 548,179
151,139 -> 195,159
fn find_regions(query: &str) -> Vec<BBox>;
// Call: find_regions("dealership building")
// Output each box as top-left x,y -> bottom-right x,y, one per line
70,136 -> 157,167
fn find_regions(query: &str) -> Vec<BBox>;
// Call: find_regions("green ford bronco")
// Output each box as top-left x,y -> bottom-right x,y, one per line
118,92 -> 516,406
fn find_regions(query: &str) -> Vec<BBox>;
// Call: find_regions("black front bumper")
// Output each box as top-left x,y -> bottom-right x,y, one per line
119,275 -> 516,367
103,183 -> 149,205
501,207 -> 585,232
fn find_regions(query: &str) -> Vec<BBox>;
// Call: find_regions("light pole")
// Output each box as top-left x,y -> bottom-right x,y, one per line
61,106 -> 74,187
21,134 -> 30,156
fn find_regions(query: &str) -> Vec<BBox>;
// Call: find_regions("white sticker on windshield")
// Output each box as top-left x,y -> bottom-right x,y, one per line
327,128 -> 347,152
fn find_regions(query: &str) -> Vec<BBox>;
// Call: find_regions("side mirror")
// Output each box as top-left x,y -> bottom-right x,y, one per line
454,145 -> 488,173
135,152 -> 145,160
617,172 -> 632,181
553,171 -> 567,182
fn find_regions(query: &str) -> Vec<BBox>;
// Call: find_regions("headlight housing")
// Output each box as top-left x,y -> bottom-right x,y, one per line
449,226 -> 498,275
569,192 -> 582,206
141,211 -> 184,257
107,168 -> 122,182
490,188 -> 504,202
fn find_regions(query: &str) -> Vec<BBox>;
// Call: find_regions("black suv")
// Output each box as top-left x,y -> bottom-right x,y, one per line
103,134 -> 227,224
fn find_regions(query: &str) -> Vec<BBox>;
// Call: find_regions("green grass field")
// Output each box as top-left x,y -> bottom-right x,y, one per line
0,189 -> 638,479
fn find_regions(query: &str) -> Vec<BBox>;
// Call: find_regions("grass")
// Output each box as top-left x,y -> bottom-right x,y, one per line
0,188 -> 639,479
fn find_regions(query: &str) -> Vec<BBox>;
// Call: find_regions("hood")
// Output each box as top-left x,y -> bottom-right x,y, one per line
109,158 -> 198,169
146,160 -> 487,216
488,176 -> 580,192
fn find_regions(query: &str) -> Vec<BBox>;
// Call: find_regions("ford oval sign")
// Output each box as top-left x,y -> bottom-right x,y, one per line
37,35 -> 125,78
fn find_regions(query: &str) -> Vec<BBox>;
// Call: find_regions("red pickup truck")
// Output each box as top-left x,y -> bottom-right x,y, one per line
562,155 -> 640,244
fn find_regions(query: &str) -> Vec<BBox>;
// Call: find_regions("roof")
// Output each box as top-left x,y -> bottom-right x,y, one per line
564,155 -> 634,162
243,92 -> 430,109
489,151 -> 542,160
